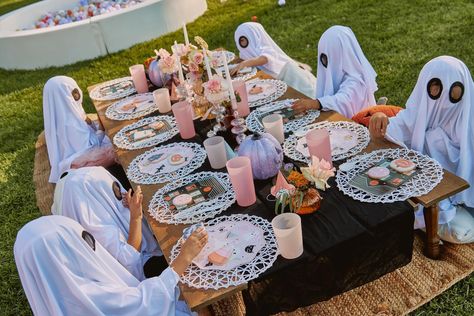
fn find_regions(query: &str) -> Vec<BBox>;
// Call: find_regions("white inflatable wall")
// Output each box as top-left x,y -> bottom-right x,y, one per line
0,0 -> 208,70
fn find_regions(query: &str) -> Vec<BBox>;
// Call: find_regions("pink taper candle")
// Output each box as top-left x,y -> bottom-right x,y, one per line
172,101 -> 195,139
226,156 -> 256,207
305,128 -> 332,167
129,64 -> 148,93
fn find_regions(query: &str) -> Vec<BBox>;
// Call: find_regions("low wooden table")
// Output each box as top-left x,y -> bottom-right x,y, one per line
89,71 -> 468,310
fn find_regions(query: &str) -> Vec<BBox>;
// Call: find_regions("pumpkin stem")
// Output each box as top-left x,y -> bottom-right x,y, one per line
251,132 -> 262,140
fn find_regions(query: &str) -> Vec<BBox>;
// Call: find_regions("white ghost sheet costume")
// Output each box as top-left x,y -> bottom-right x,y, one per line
386,56 -> 474,243
51,166 -> 162,280
234,22 -> 317,98
14,216 -> 194,316
316,25 -> 378,118
43,76 -> 113,183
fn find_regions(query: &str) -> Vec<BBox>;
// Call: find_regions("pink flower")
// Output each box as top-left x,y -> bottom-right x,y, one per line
175,44 -> 190,57
157,48 -> 170,59
159,55 -> 178,74
191,50 -> 204,65
300,156 -> 336,191
206,78 -> 222,93
188,61 -> 199,72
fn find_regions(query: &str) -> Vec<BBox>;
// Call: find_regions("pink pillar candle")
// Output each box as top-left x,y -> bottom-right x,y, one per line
305,128 -> 332,167
129,64 -> 149,94
171,101 -> 196,139
226,156 -> 256,207
232,80 -> 250,117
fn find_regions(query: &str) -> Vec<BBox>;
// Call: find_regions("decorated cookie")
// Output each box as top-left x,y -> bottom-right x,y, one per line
249,85 -> 263,95
169,153 -> 186,165
172,194 -> 193,208
132,129 -> 154,141
208,247 -> 232,266
148,121 -> 165,130
367,166 -> 390,179
390,158 -> 416,173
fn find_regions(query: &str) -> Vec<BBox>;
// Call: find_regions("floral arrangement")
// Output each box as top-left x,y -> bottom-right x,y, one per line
155,48 -> 178,74
203,75 -> 230,105
26,0 -> 146,30
300,156 -> 336,191
272,163 -> 323,215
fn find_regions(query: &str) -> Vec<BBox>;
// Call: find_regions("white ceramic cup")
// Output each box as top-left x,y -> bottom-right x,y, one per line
271,213 -> 303,259
262,113 -> 284,143
203,136 -> 227,169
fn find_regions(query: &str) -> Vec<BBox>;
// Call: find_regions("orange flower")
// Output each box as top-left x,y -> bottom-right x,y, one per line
287,171 -> 309,188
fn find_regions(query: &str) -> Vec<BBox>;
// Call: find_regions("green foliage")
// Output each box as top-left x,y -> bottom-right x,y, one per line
0,0 -> 472,315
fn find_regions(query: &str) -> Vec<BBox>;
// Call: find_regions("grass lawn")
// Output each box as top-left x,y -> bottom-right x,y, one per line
1,0 -> 473,314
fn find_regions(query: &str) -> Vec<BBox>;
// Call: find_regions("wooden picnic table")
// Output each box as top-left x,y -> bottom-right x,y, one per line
89,71 -> 468,311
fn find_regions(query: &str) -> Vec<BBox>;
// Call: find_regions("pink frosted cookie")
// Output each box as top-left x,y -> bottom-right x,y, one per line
367,166 -> 390,179
148,121 -> 165,130
208,247 -> 232,266
390,158 -> 416,173
172,194 -> 193,207
249,85 -> 263,95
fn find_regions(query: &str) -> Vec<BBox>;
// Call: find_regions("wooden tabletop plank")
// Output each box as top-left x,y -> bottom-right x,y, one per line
88,71 -> 468,310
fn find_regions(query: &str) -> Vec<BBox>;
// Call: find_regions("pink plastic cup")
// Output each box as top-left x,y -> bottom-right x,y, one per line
226,156 -> 256,207
129,64 -> 149,93
305,128 -> 332,167
172,101 -> 196,139
232,81 -> 250,117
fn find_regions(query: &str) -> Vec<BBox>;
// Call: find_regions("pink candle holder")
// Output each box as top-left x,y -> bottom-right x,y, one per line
129,64 -> 149,94
305,128 -> 332,167
172,101 -> 196,139
226,156 -> 256,207
271,213 -> 303,259
232,81 -> 250,117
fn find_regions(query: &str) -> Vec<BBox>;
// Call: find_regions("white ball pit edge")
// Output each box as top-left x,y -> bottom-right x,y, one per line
0,0 -> 208,70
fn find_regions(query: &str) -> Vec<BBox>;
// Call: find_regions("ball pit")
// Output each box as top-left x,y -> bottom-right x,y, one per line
0,0 -> 207,69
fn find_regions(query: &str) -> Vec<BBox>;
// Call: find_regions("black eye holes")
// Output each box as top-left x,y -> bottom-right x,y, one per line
112,181 -> 122,201
239,36 -> 249,48
82,231 -> 96,251
71,88 -> 81,101
320,53 -> 328,68
427,78 -> 464,103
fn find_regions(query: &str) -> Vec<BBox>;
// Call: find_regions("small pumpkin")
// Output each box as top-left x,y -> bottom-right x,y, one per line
148,58 -> 171,88
237,132 -> 283,180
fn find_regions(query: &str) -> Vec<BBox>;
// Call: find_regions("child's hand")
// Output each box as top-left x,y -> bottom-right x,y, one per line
122,192 -> 129,208
171,228 -> 208,275
230,63 -> 242,76
126,186 -> 143,220
369,112 -> 389,139
292,99 -> 320,114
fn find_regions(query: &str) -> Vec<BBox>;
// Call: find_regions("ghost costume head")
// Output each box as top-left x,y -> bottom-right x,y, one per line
316,26 -> 377,115
14,216 -> 188,316
43,76 -> 101,183
234,22 -> 293,77
51,167 -> 162,280
387,56 -> 474,222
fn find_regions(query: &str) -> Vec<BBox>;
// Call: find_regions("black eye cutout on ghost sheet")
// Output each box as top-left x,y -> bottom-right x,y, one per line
82,231 -> 96,251
71,88 -> 81,101
427,78 -> 443,100
239,36 -> 249,48
60,172 -> 68,179
449,81 -> 464,103
320,53 -> 328,68
112,181 -> 123,201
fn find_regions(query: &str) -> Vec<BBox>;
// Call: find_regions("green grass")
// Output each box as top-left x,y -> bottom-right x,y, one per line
0,0 -> 473,315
